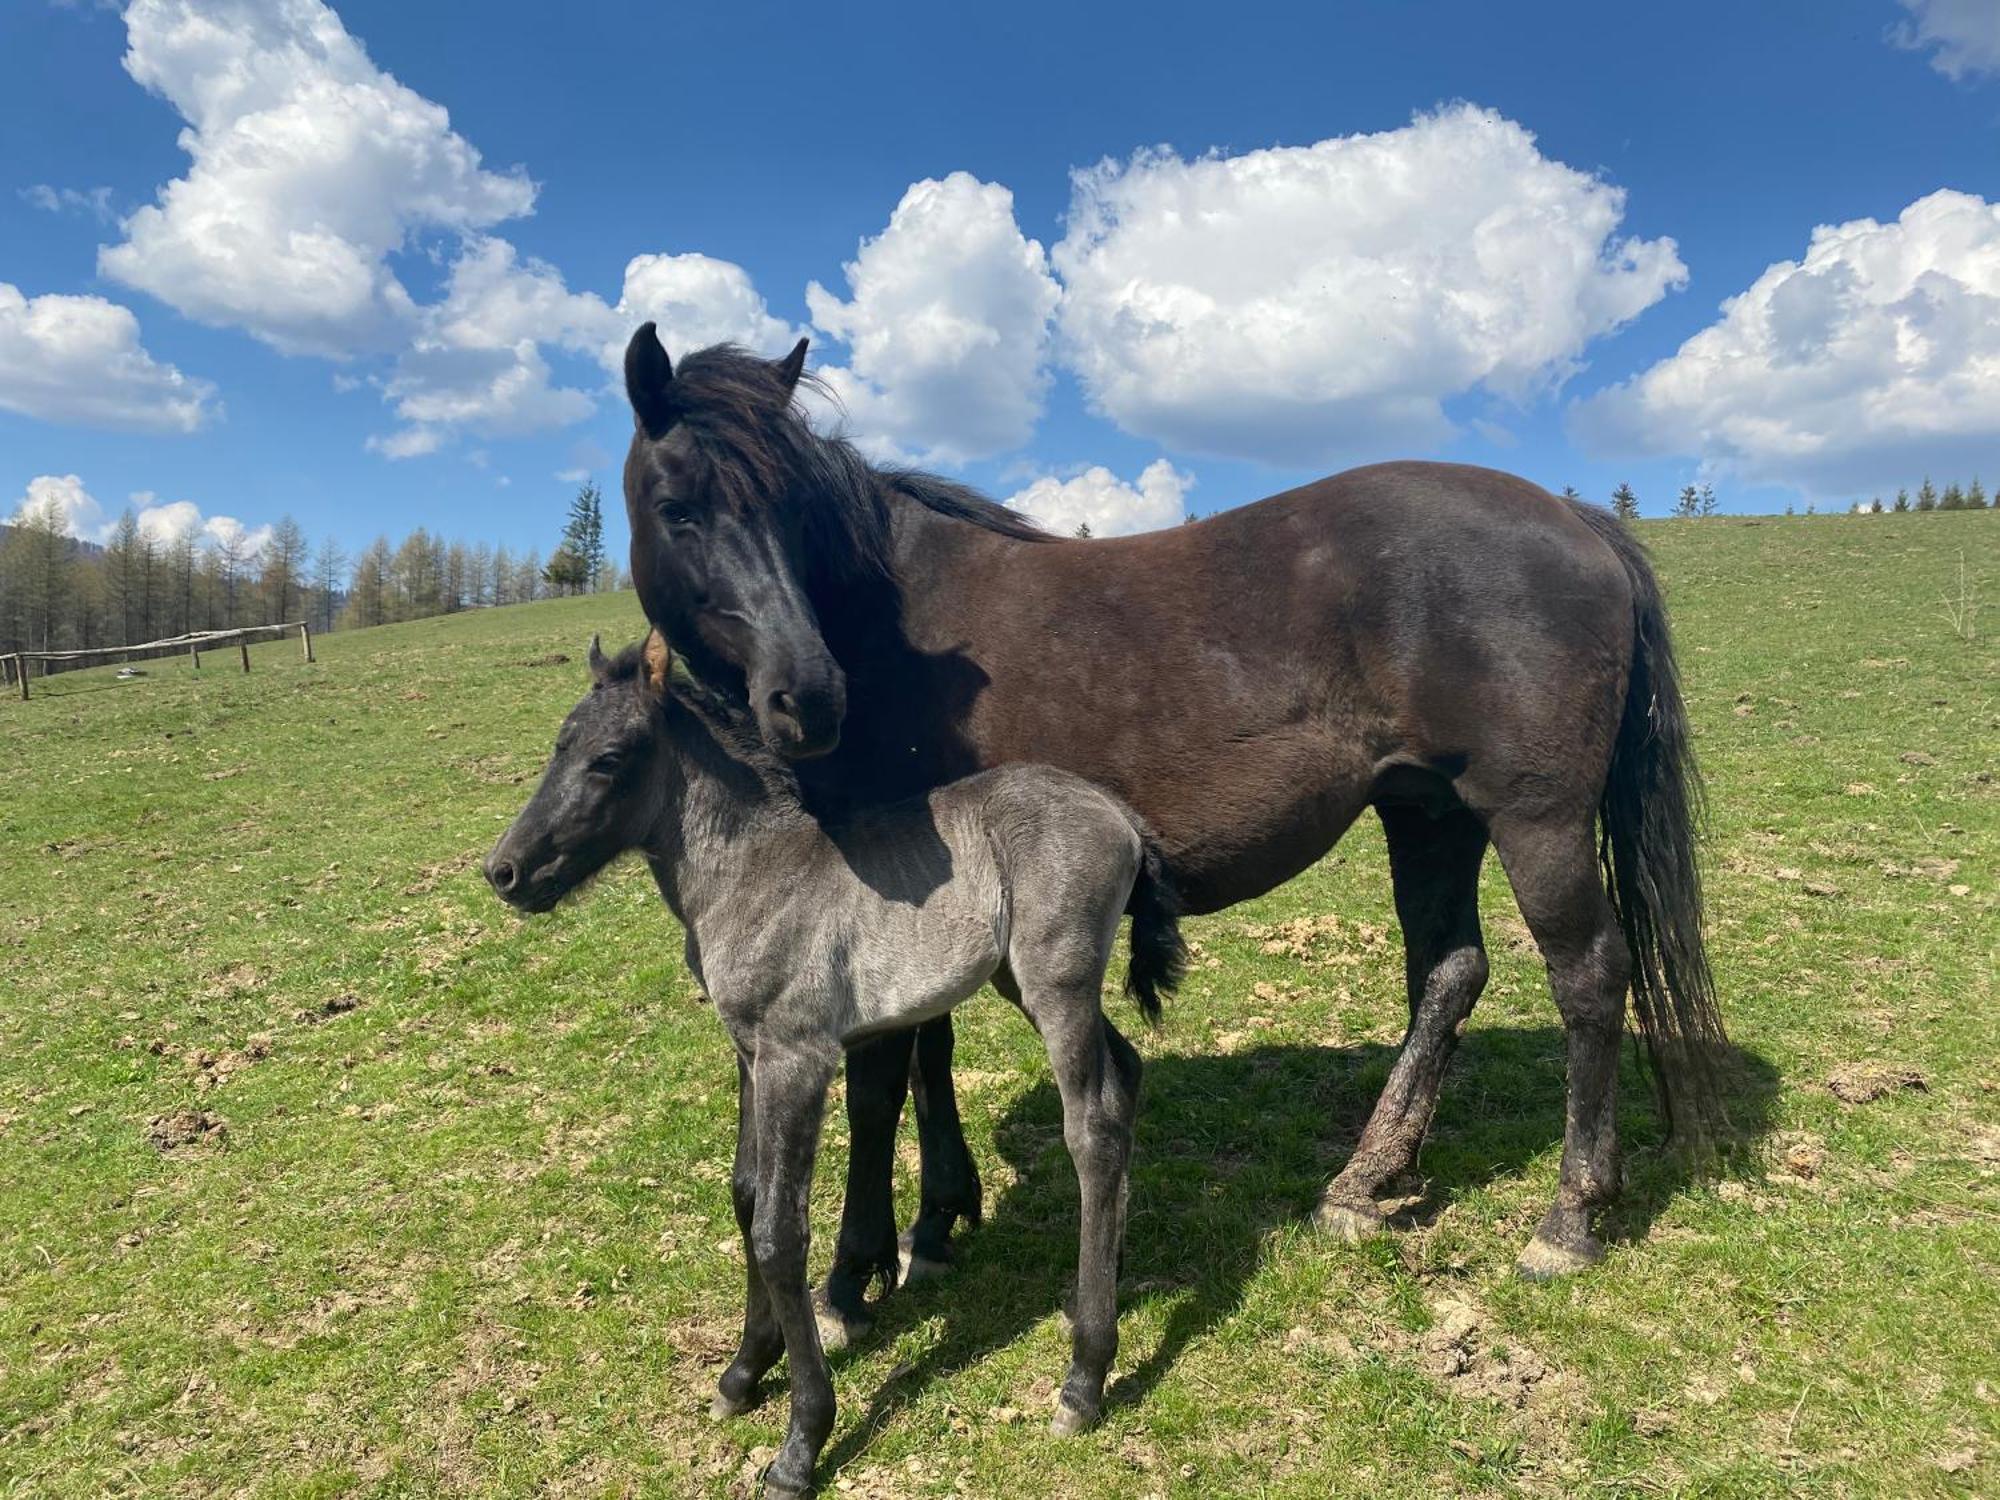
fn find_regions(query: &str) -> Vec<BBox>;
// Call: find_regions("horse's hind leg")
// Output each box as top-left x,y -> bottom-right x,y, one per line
715,1053 -> 784,1419
1032,998 -> 1140,1437
822,1031 -> 913,1346
1489,814 -> 1631,1279
1316,802 -> 1489,1239
905,1015 -> 983,1277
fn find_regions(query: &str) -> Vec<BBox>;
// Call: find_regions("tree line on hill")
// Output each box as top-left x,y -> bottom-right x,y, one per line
0,481 -> 621,663
1570,477 -> 1994,518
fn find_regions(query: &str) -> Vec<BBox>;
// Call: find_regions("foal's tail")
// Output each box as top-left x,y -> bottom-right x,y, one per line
1123,835 -> 1186,1027
1573,502 -> 1731,1147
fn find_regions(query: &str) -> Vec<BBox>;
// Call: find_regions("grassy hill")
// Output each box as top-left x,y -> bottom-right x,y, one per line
1,513 -> 1994,1498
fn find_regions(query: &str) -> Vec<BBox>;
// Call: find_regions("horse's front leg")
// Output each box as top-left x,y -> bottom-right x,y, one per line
906,1014 -> 982,1276
821,1030 -> 913,1347
750,1041 -> 840,1499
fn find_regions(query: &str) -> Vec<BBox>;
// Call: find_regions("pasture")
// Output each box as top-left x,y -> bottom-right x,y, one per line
1,513 -> 1994,1498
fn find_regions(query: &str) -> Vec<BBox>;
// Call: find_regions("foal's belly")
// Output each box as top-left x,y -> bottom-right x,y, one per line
837,894 -> 1005,1045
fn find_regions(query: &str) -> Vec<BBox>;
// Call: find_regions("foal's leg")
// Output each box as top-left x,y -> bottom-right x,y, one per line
822,1031 -> 913,1345
1316,803 -> 1489,1238
905,1014 -> 983,1277
715,1053 -> 784,1418
1031,997 -> 1141,1436
749,1042 -> 841,1499
1490,815 -> 1632,1279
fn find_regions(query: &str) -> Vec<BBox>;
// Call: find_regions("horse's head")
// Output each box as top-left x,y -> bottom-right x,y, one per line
485,633 -> 673,912
621,324 -> 846,760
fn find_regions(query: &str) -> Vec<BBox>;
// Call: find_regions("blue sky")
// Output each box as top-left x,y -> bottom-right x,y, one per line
4,0 -> 1998,562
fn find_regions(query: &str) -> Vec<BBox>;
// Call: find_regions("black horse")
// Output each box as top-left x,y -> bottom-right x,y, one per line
617,324 -> 1726,1325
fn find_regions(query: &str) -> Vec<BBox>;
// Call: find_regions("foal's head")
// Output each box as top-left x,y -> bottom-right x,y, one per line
484,633 -> 674,913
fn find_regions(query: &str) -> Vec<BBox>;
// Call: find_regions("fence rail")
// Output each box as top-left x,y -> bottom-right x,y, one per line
7,622 -> 314,700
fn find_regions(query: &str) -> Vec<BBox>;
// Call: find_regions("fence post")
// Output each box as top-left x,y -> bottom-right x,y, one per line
16,654 -> 27,701
300,622 -> 315,663
191,640 -> 200,671
240,638 -> 251,674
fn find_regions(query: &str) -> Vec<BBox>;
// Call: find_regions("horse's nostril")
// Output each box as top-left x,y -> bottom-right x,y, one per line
769,690 -> 799,721
488,859 -> 517,893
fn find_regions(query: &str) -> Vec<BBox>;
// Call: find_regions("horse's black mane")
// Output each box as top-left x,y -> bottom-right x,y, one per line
667,344 -> 1052,583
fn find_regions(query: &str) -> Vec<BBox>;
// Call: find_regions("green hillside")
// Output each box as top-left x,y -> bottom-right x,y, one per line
1,513 -> 1995,1498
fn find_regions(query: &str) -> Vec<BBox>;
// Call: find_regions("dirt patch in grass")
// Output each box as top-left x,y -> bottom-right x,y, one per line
294,992 -> 363,1023
1828,1062 -> 1928,1104
145,1109 -> 227,1152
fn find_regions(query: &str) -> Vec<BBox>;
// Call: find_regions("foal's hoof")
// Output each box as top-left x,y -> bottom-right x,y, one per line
709,1387 -> 759,1421
1515,1231 -> 1604,1282
813,1292 -> 872,1354
758,1465 -> 812,1499
1313,1197 -> 1387,1243
1049,1398 -> 1099,1437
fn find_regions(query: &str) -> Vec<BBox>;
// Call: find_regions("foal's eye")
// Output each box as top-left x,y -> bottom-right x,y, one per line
588,751 -> 624,776
656,499 -> 697,529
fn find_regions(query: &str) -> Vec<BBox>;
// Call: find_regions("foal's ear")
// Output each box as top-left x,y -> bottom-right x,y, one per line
773,336 -> 809,397
587,633 -> 610,684
624,322 -> 675,438
641,629 -> 673,697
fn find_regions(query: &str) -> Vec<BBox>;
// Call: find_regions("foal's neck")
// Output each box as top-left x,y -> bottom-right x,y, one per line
643,693 -> 818,928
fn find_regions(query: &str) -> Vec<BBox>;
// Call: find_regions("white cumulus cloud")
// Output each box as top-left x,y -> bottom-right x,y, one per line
129,493 -> 270,555
9,478 -> 266,557
1892,0 -> 2000,79
101,0 -> 535,358
366,237 -> 798,456
611,252 -> 797,369
1052,104 -> 1686,465
10,474 -> 108,540
0,281 -> 217,432
806,173 -> 1060,464
1571,190 -> 2000,496
1004,459 -> 1191,537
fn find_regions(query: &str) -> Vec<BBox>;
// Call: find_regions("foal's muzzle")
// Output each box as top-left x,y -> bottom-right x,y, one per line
484,844 -> 562,912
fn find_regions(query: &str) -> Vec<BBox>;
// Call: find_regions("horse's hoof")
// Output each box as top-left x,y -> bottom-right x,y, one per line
1313,1198 -> 1386,1243
1049,1398 -> 1099,1437
1515,1231 -> 1603,1281
710,1387 -> 758,1421
899,1246 -> 949,1283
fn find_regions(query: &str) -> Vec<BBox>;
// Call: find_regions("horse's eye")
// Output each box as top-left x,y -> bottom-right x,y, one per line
588,751 -> 623,776
656,499 -> 697,528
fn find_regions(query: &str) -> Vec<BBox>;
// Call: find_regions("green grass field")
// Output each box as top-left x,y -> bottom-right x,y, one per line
2,513 -> 1995,1499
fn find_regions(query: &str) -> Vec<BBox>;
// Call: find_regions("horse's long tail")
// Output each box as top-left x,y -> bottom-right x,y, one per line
1573,502 -> 1731,1145
1123,835 -> 1186,1027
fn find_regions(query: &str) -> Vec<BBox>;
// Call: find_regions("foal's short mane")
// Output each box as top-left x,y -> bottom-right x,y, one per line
596,638 -> 804,804
667,344 -> 1053,582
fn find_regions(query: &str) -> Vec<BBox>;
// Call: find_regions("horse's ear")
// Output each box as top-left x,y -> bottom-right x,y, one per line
641,629 -> 673,697
587,633 -> 609,683
624,322 -> 675,438
774,336 -> 809,396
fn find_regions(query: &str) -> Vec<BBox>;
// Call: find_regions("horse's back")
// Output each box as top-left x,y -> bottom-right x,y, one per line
885,461 -> 1640,907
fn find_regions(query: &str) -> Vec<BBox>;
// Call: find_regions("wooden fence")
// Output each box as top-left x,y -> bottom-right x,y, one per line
7,622 -> 314,700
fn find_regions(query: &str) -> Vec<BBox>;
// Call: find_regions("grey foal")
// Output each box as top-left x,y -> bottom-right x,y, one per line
487,634 -> 1184,1497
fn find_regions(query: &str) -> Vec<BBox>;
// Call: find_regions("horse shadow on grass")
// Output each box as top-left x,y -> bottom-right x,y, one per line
816,1024 -> 1778,1472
